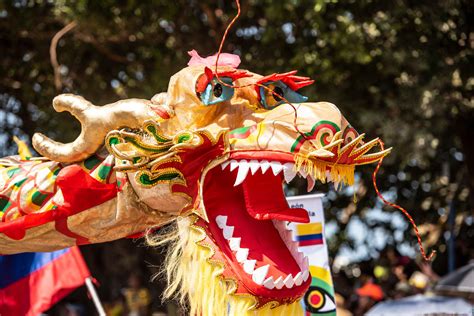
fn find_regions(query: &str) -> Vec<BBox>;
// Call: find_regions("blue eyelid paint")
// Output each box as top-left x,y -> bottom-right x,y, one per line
259,81 -> 308,110
200,77 -> 234,106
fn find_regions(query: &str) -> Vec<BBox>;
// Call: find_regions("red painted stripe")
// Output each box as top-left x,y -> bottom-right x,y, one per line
292,122 -> 338,153
0,247 -> 90,316
229,150 -> 295,162
55,218 -> 90,245
298,239 -> 324,247
229,125 -> 257,139
150,105 -> 171,120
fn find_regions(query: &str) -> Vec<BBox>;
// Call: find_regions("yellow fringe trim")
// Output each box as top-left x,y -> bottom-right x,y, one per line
147,217 -> 304,315
294,154 -> 355,187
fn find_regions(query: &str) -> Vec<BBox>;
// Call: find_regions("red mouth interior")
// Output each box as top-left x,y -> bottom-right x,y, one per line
202,162 -> 310,297
242,170 -> 310,223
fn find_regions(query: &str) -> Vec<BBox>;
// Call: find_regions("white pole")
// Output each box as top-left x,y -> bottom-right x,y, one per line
85,277 -> 106,316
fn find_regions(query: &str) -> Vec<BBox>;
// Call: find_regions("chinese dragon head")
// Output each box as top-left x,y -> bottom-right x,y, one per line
0,50 -> 390,315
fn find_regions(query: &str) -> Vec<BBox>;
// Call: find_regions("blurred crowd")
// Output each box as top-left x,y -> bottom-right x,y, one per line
333,246 -> 452,315
47,273 -> 174,316
46,245 -> 471,316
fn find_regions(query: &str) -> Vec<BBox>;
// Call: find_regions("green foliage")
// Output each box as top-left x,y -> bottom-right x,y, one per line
0,0 -> 472,271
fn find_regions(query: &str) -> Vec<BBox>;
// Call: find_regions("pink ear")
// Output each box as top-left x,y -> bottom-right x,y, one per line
187,49 -> 241,68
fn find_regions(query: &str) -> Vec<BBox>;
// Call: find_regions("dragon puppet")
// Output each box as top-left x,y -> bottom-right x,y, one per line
0,49 -> 391,315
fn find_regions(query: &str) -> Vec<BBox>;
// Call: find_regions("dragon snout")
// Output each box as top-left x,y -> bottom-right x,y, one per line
229,102 -> 392,186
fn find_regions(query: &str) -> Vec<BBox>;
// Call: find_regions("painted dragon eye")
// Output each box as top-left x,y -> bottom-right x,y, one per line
272,86 -> 284,102
259,80 -> 308,110
213,83 -> 223,97
199,77 -> 234,106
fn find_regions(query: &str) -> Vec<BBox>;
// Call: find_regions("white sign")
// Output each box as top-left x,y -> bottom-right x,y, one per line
286,193 -> 336,315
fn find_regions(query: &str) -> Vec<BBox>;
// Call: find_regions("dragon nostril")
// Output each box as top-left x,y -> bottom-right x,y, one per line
213,83 -> 223,97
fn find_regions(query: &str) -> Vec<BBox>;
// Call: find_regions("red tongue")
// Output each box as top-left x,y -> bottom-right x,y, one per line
242,171 -> 310,223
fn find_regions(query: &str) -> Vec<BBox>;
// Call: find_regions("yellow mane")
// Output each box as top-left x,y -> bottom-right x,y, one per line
147,216 -> 304,316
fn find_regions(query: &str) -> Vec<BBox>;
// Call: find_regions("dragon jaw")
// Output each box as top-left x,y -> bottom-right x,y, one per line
196,160 -> 313,307
188,120 -> 390,307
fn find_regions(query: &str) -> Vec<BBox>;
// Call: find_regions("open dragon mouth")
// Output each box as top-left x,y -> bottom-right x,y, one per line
199,158 -> 321,302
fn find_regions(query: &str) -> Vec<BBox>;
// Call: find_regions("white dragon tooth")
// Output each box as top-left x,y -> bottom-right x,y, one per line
307,176 -> 315,192
270,162 -> 284,176
288,240 -> 298,252
229,237 -> 241,251
302,270 -> 310,282
243,259 -> 256,274
275,221 -> 288,235
325,171 -> 332,182
248,160 -> 260,175
290,242 -> 298,256
260,160 -> 271,174
223,226 -> 234,240
303,256 -> 309,270
283,163 -> 297,183
296,252 -> 305,264
274,276 -> 285,289
263,276 -> 275,290
293,272 -> 304,286
284,274 -> 295,288
299,169 -> 308,178
221,161 -> 230,170
272,219 -> 285,232
272,219 -> 283,232
252,264 -> 270,285
284,232 -> 294,245
280,231 -> 293,245
234,160 -> 250,186
229,160 -> 239,171
216,215 -> 228,229
236,248 -> 249,263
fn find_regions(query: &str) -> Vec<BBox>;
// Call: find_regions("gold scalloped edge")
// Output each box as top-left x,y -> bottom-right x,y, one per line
190,218 -> 260,310
193,130 -> 230,222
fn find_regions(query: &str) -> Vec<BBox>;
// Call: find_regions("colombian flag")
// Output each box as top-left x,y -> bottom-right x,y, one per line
0,247 -> 90,316
295,222 -> 324,247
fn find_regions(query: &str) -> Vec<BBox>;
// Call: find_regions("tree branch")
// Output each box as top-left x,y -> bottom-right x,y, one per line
50,21 -> 77,91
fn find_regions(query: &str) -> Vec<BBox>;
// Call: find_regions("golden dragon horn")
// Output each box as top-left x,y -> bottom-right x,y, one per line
32,94 -> 155,162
